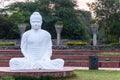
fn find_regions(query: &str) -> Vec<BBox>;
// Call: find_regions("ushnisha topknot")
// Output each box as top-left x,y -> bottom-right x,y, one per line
30,12 -> 42,21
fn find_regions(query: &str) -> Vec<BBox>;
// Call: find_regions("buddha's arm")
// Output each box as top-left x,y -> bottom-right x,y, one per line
46,35 -> 52,57
41,34 -> 52,61
45,39 -> 52,57
20,32 -> 28,58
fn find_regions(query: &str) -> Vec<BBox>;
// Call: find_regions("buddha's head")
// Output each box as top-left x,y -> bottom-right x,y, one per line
30,12 -> 42,30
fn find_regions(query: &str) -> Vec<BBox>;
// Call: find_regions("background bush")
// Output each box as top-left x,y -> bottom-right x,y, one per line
0,42 -> 15,46
66,41 -> 88,46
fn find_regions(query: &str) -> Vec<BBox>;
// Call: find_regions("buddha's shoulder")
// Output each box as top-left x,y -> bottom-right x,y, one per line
23,30 -> 31,35
22,30 -> 31,37
41,29 -> 51,35
23,29 -> 51,37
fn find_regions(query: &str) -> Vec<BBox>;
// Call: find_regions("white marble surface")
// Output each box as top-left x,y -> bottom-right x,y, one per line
9,12 -> 64,70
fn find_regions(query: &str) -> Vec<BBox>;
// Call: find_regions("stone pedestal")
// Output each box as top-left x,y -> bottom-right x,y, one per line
91,24 -> 99,46
0,67 -> 74,77
55,24 -> 63,45
18,23 -> 26,38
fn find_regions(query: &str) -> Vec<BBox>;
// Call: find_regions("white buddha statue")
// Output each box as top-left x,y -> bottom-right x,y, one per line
9,12 -> 64,70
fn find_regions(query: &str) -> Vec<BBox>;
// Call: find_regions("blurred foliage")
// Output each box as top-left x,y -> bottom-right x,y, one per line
0,0 -> 91,40
0,75 -> 15,80
103,42 -> 120,47
0,15 -> 15,39
87,0 -> 120,42
66,41 -> 88,46
0,42 -> 15,46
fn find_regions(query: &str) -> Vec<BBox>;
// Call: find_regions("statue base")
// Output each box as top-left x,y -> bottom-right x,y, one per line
0,67 -> 74,77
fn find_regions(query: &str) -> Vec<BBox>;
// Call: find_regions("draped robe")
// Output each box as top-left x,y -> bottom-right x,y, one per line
9,29 -> 64,70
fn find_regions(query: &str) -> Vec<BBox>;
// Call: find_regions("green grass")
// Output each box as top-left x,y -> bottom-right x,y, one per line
74,70 -> 120,80
1,70 -> 120,80
94,52 -> 120,56
0,75 -> 77,80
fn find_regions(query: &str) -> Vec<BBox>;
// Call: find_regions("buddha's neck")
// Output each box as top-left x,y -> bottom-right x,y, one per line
31,29 -> 41,32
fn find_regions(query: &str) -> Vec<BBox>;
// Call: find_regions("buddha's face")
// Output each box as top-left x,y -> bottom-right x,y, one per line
30,12 -> 42,30
30,18 -> 42,30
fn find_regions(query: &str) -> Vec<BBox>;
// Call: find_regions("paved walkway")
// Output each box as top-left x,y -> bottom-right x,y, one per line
67,66 -> 120,70
67,66 -> 120,71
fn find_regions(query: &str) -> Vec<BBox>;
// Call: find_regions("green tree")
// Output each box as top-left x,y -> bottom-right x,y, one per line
5,11 -> 31,39
8,12 -> 25,39
108,13 -> 120,41
6,2 -> 37,12
10,12 -> 25,25
87,0 -> 120,42
6,0 -> 91,40
0,15 -> 14,39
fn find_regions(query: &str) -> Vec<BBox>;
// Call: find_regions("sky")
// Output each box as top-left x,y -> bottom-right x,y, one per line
0,0 -> 95,11
77,0 -> 95,11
